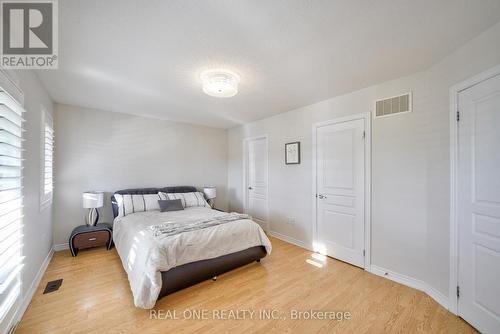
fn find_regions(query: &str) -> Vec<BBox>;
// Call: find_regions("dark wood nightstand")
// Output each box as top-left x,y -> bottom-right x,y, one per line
69,223 -> 113,256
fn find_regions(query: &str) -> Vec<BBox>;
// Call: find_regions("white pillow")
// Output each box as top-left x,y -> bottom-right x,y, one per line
158,191 -> 209,208
114,193 -> 162,217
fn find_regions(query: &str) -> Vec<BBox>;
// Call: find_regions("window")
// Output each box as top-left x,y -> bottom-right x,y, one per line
40,110 -> 53,209
0,89 -> 24,321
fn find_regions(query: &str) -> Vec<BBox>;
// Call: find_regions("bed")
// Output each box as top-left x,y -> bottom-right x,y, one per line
111,186 -> 272,309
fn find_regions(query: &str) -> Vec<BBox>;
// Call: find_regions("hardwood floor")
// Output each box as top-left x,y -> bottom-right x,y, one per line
16,237 -> 477,334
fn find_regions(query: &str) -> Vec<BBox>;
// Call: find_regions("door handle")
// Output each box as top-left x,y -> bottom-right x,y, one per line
318,194 -> 327,199
248,187 -> 253,190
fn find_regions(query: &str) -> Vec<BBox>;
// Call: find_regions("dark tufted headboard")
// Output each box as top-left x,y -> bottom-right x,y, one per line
111,186 -> 198,218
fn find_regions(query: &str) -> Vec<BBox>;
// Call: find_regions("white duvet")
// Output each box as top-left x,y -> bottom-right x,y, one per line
113,207 -> 272,309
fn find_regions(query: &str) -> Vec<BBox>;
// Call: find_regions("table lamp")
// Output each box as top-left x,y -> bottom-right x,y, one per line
203,186 -> 217,208
83,191 -> 104,226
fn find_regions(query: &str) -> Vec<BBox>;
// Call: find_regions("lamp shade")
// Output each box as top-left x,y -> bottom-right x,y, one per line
203,186 -> 217,199
82,191 -> 104,209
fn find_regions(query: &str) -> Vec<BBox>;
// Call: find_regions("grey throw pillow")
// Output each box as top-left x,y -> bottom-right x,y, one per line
158,199 -> 184,212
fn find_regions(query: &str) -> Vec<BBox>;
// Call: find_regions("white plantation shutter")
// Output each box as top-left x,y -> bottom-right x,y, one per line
40,110 -> 53,207
44,117 -> 53,195
0,90 -> 24,320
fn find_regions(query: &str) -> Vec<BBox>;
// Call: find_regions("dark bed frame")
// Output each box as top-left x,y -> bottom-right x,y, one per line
111,186 -> 267,300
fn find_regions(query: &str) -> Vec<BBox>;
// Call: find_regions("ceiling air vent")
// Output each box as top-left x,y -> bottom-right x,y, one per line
374,92 -> 412,118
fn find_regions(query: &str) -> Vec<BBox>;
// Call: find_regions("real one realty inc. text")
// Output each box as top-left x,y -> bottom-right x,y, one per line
150,309 -> 352,321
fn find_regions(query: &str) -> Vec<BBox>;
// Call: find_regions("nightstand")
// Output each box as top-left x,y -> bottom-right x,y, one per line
69,223 -> 113,256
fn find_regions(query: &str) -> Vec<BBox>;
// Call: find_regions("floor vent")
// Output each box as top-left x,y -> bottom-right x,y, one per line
374,92 -> 412,118
43,279 -> 63,294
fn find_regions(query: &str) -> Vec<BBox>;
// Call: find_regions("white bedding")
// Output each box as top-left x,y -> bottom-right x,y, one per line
113,207 -> 272,309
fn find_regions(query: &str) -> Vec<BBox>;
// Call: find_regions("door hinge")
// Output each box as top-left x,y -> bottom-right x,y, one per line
456,285 -> 460,298
362,131 -> 366,139
363,249 -> 365,257
456,110 -> 460,122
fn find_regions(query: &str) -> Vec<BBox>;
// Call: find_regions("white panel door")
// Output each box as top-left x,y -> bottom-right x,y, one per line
246,137 -> 268,229
457,73 -> 500,334
316,118 -> 365,268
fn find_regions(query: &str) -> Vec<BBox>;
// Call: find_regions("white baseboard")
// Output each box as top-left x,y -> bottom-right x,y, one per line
6,247 -> 54,333
369,265 -> 449,310
52,243 -> 69,251
426,284 -> 450,311
267,230 -> 313,251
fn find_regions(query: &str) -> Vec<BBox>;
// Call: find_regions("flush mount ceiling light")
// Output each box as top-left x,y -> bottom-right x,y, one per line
200,69 -> 240,98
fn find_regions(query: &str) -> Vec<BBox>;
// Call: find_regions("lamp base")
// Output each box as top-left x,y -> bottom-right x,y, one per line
85,208 -> 99,226
208,198 -> 215,209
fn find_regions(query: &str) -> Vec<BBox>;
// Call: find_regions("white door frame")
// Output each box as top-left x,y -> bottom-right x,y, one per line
243,134 -> 269,231
449,63 -> 500,315
312,112 -> 372,269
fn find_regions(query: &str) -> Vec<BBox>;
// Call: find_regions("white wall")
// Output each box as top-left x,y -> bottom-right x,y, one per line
0,70 -> 54,332
53,104 -> 228,245
227,21 -> 500,298
18,71 -> 55,298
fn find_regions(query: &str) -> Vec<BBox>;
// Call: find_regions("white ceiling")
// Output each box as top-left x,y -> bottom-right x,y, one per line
37,0 -> 500,128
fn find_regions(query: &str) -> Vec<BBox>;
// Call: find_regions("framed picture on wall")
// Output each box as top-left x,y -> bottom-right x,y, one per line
285,142 -> 300,165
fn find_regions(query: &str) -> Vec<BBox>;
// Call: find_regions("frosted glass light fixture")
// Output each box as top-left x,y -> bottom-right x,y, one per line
200,69 -> 240,98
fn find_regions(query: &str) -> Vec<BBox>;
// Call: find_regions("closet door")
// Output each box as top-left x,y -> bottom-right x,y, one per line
457,73 -> 500,334
315,118 -> 365,268
245,137 -> 268,230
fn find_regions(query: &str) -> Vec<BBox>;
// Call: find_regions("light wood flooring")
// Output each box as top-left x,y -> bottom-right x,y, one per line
15,237 -> 477,333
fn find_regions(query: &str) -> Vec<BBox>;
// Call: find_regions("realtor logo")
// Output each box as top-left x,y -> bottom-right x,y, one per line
1,0 -> 58,69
